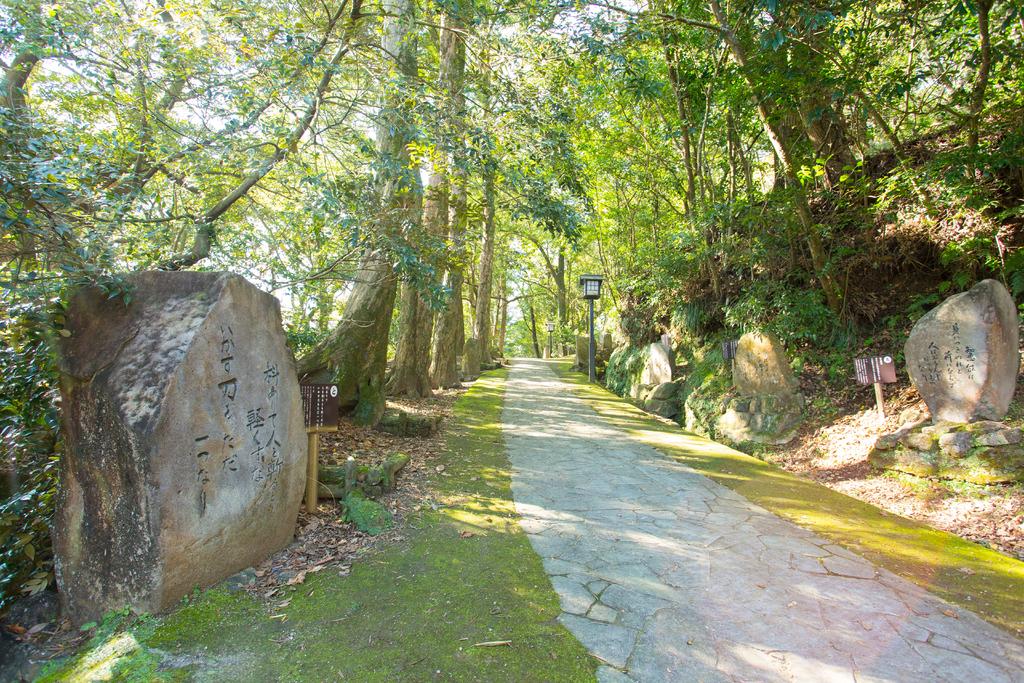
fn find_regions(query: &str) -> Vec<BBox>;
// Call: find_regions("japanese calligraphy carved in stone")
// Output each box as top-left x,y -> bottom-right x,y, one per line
905,279 -> 1019,423
54,272 -> 304,624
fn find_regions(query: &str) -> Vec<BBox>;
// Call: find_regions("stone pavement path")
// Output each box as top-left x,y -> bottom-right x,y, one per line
501,359 -> 1024,682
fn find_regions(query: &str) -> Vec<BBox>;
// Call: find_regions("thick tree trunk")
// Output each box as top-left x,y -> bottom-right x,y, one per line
708,0 -> 843,315
297,253 -> 396,424
527,299 -> 542,358
428,12 -> 468,389
297,0 -> 419,424
473,167 -> 496,364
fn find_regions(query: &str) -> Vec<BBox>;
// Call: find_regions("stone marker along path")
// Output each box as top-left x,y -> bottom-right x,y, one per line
501,359 -> 1024,682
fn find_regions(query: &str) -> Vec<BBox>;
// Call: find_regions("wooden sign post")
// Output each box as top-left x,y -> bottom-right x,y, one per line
854,356 -> 898,421
721,339 -> 738,363
300,383 -> 340,512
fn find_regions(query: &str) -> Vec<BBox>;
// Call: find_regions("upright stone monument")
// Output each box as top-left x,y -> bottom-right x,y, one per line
732,332 -> 800,397
54,272 -> 305,624
905,279 -> 1019,423
718,331 -> 804,444
869,280 -> 1022,484
575,335 -> 589,371
640,342 -> 672,385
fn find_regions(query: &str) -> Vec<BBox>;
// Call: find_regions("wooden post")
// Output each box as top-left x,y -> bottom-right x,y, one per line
873,382 -> 885,421
305,429 -> 319,512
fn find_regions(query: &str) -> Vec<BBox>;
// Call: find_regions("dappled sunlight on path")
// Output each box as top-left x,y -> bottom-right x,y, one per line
502,358 -> 1024,682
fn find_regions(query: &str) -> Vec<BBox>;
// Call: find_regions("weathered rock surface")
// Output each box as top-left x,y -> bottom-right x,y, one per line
376,409 -> 442,437
462,337 -> 481,379
643,396 -> 679,419
733,332 -> 799,397
905,279 -> 1019,423
601,332 -> 615,357
649,382 -> 679,400
716,394 -> 804,445
575,335 -> 589,370
640,343 -> 672,385
869,420 -> 1024,484
718,332 -> 804,444
54,272 -> 305,624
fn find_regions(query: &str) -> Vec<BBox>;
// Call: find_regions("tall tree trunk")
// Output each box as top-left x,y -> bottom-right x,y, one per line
496,278 -> 508,359
473,165 -> 496,364
297,0 -> 418,424
428,11 -> 468,388
707,0 -> 843,315
527,299 -> 542,358
387,164 -> 434,397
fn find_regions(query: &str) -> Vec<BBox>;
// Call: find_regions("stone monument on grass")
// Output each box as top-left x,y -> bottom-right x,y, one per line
54,272 -> 305,624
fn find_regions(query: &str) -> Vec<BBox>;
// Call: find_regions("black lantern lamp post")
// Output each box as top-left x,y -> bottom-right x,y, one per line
546,321 -> 555,358
578,274 -> 604,382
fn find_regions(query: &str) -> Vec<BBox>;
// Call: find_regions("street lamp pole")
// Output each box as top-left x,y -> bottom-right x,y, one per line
588,298 -> 596,382
578,274 -> 604,383
546,322 -> 555,358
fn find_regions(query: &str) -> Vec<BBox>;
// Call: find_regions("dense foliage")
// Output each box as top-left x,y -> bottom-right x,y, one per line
2,0 -> 1021,609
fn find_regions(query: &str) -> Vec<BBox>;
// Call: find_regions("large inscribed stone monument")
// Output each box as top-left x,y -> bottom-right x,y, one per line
718,331 -> 804,444
54,272 -> 305,624
905,279 -> 1019,423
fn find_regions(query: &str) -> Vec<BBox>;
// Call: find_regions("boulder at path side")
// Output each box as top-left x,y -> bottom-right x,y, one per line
905,279 -> 1019,423
732,332 -> 799,397
640,342 -> 673,385
54,272 -> 305,625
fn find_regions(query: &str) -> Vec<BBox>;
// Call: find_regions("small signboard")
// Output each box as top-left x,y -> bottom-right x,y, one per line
300,384 -> 339,430
854,356 -> 898,385
722,339 -> 739,361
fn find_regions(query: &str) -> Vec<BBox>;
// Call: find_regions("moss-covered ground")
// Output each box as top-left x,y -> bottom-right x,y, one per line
553,361 -> 1024,637
40,369 -> 596,682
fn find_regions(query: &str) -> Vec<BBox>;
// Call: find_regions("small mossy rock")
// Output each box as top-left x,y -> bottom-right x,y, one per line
975,429 -> 1022,447
342,490 -> 393,535
54,271 -> 305,625
732,331 -> 799,397
643,396 -> 679,419
650,382 -> 679,400
869,421 -> 1024,484
905,279 -> 1019,423
938,432 -> 972,457
462,338 -> 481,379
640,342 -> 673,385
716,393 -> 803,445
377,409 -> 442,437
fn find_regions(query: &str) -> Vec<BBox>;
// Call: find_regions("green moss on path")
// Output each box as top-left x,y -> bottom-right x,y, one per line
553,361 -> 1024,638
42,369 -> 596,682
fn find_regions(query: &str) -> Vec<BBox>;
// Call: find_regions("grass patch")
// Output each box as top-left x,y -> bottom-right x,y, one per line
552,361 -> 1024,637
42,369 -> 596,681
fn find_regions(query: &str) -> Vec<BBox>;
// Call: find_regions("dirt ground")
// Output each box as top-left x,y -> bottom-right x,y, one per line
764,381 -> 1024,562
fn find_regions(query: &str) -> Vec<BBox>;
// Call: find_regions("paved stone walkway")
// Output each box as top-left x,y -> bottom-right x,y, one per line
502,359 -> 1024,682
